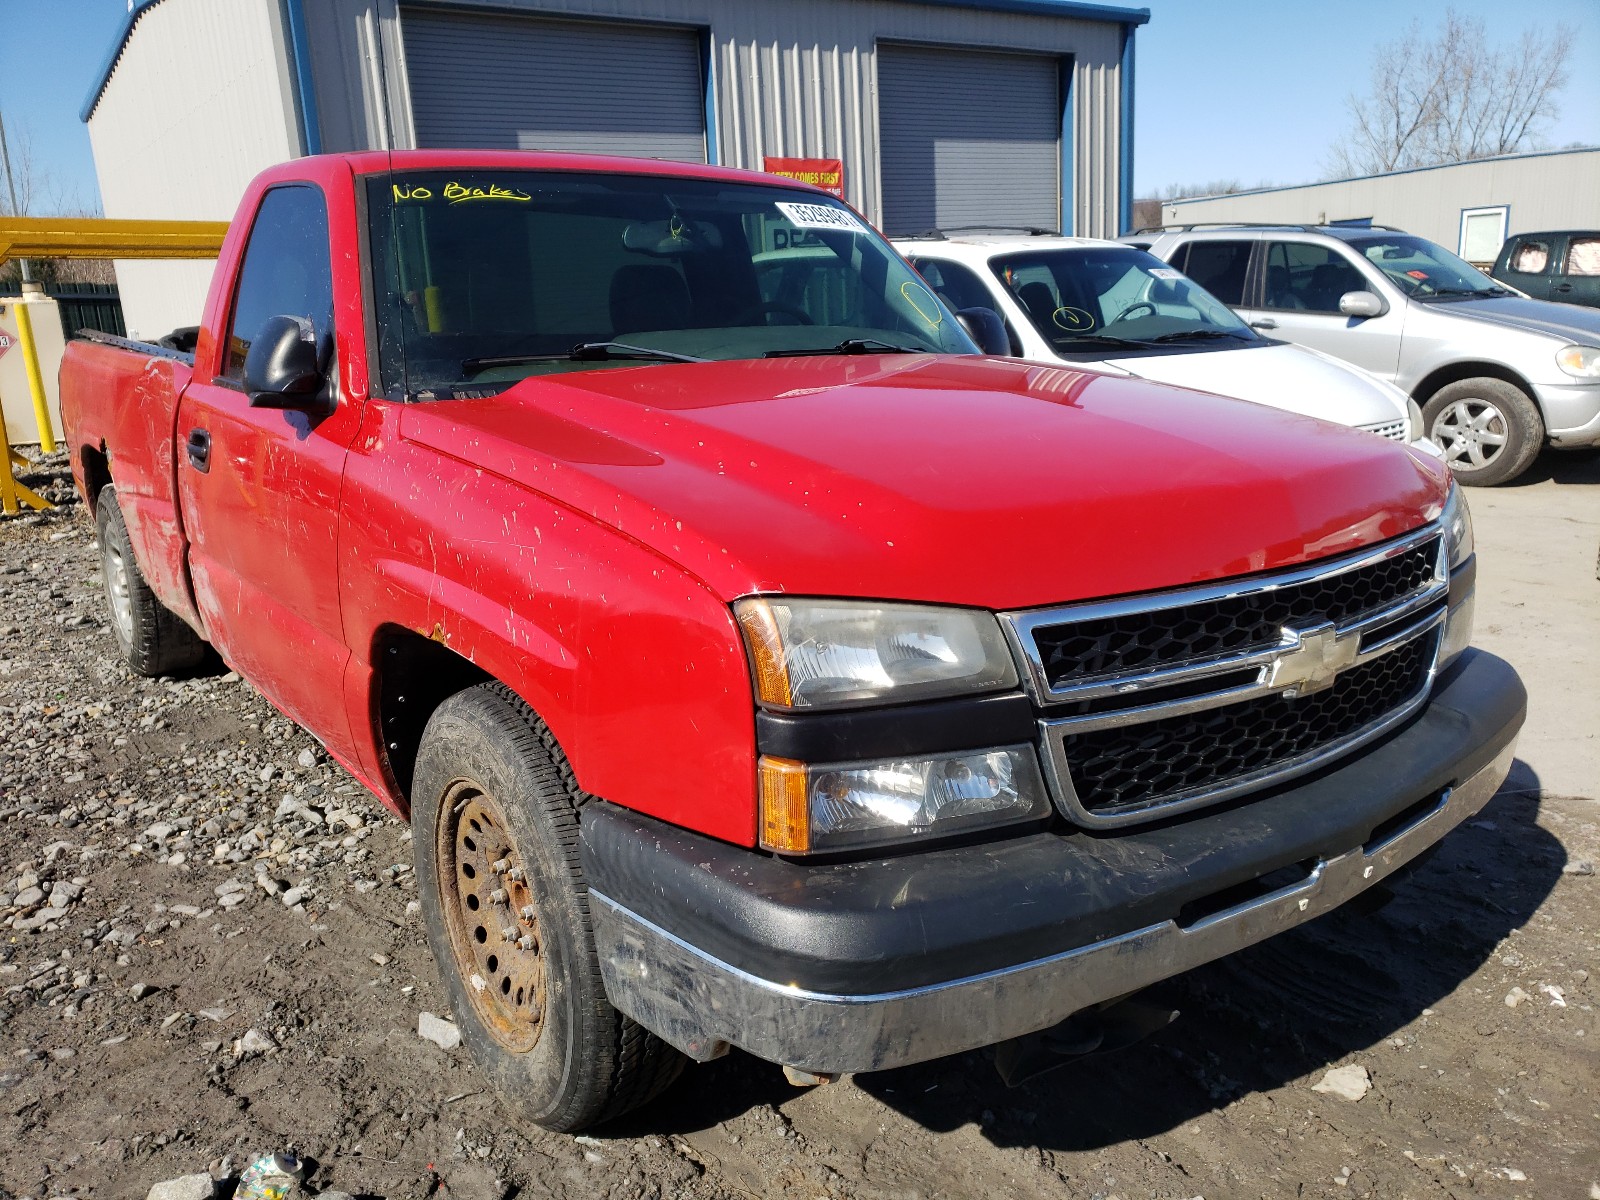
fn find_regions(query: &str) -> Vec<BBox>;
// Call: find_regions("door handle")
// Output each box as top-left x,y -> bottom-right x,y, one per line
1249,318 -> 1278,330
186,428 -> 211,473
1554,283 -> 1574,293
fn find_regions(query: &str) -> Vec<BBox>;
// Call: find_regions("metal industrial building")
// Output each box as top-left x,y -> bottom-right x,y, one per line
83,0 -> 1148,337
1158,147 -> 1600,266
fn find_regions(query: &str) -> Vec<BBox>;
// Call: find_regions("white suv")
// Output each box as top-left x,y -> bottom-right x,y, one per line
889,232 -> 1428,452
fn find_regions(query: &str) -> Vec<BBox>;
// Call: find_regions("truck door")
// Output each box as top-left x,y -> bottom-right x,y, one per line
1497,235 -> 1555,301
1553,236 -> 1600,308
175,182 -> 362,740
1246,240 -> 1404,384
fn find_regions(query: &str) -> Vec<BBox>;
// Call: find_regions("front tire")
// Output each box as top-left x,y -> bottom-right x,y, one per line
1423,377 -> 1543,486
96,485 -> 210,676
411,683 -> 685,1132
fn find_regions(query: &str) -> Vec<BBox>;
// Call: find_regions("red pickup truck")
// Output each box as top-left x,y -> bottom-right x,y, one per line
61,151 -> 1523,1132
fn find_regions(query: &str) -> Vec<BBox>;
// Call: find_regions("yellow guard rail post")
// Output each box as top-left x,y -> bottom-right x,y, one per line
0,217 -> 228,515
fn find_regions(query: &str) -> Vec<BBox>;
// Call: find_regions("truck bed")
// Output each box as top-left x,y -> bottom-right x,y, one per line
59,333 -> 201,630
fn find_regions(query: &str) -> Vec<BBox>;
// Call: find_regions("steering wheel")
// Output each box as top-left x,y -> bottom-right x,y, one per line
738,301 -> 815,326
1109,301 -> 1157,323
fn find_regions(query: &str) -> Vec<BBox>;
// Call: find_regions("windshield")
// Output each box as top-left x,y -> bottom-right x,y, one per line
988,246 -> 1255,353
1349,235 -> 1506,298
364,170 -> 976,397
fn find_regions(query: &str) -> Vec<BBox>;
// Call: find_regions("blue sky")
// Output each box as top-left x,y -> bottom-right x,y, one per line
1,0 -> 1597,212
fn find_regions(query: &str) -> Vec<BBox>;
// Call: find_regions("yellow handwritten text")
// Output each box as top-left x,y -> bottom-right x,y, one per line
443,181 -> 533,205
392,183 -> 433,201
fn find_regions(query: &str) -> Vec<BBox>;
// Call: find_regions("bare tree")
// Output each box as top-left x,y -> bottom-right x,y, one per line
0,114 -> 115,286
1329,10 -> 1573,177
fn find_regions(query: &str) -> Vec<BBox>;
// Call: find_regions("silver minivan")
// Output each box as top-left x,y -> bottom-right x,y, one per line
1132,225 -> 1600,485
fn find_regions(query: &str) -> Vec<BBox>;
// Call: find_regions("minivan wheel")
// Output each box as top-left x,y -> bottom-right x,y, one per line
411,683 -> 685,1132
1423,378 -> 1543,486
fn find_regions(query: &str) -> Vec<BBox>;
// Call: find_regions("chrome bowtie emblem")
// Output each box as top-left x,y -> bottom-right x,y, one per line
1268,621 -> 1360,697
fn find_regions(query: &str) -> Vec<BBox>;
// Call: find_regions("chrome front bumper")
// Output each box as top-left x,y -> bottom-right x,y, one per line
590,741 -> 1515,1074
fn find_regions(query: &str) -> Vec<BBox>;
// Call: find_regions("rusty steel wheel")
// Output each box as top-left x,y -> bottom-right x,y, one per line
437,783 -> 547,1052
412,682 -> 686,1132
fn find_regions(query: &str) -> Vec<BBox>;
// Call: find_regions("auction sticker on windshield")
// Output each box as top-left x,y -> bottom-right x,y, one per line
776,202 -> 866,233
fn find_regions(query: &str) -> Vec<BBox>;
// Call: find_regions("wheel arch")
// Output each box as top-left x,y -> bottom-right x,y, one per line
1410,361 -> 1539,410
80,442 -> 111,515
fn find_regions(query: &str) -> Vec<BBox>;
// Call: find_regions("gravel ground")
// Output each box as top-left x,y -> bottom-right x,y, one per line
0,448 -> 1596,1200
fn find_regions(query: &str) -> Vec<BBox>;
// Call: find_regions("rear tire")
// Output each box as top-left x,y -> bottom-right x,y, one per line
411,683 -> 685,1132
96,486 -> 210,677
1422,377 -> 1543,486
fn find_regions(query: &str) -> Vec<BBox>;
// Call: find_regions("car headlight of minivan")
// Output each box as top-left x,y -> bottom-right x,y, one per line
758,746 -> 1051,854
1556,344 -> 1600,379
1439,484 -> 1475,668
735,597 -> 1018,710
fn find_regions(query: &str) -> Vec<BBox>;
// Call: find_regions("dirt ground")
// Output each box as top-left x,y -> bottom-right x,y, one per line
0,449 -> 1596,1200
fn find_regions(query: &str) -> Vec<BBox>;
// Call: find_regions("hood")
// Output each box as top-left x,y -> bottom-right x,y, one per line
399,355 -> 1448,610
1429,294 -> 1600,342
1110,341 -> 1409,429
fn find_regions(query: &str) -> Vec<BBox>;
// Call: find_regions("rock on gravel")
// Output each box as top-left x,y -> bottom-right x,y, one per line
145,1174 -> 214,1200
1311,1063 -> 1372,1102
419,1011 -> 462,1050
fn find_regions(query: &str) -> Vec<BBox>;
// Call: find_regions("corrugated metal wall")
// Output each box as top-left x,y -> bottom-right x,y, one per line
1161,150 -> 1600,252
303,0 -> 1130,237
86,0 -> 303,339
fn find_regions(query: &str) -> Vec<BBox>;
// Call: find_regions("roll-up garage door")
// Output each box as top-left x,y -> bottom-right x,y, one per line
402,8 -> 706,162
878,45 -> 1060,236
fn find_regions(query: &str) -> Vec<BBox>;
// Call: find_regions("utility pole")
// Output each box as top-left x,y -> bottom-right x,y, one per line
0,108 -> 34,283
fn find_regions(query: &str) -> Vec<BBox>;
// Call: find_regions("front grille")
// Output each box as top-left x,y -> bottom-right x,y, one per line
1358,419 -> 1409,442
1032,537 -> 1439,691
1059,634 -> 1434,816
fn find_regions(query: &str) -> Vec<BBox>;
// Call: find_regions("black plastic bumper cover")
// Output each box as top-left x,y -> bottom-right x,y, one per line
580,649 -> 1524,997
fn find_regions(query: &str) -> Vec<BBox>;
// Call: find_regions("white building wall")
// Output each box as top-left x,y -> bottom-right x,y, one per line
86,0 -> 304,338
304,0 -> 1132,237
1162,149 -> 1600,255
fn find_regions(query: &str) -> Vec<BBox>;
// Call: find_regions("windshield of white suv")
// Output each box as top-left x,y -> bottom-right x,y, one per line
365,170 -> 977,398
1349,235 -> 1511,299
988,246 -> 1256,353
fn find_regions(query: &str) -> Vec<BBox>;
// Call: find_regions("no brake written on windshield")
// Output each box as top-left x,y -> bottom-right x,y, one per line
392,181 -> 532,204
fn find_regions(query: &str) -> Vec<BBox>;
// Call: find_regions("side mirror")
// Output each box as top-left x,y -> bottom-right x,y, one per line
955,307 -> 1011,356
244,314 -> 329,411
1338,290 -> 1386,319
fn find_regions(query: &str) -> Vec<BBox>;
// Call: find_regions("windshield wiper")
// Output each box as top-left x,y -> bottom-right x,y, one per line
765,338 -> 926,358
462,341 -> 707,372
1420,287 -> 1500,300
1052,333 -> 1149,349
1145,328 -> 1255,343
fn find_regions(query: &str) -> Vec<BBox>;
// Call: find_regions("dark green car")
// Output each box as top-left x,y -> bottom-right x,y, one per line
1492,231 -> 1600,309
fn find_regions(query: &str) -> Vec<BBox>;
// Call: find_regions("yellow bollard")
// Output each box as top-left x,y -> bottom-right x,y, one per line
12,294 -> 56,453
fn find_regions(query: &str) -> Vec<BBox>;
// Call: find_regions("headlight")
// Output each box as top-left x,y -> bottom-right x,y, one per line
1556,344 -> 1600,379
735,598 -> 1018,710
1438,483 -> 1475,669
759,746 -> 1051,853
1406,398 -> 1426,441
1440,482 -> 1474,570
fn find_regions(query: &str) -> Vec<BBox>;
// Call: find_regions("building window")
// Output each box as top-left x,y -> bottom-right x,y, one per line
1458,206 -> 1508,265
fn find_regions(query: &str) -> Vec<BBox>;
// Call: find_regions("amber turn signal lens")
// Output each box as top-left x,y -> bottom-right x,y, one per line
758,756 -> 810,854
735,599 -> 794,708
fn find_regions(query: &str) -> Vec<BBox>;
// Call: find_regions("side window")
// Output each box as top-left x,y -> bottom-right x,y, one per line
223,185 -> 334,382
908,258 -> 997,312
1564,238 -> 1600,277
909,258 -> 1022,354
1177,241 -> 1252,306
1263,242 -> 1368,313
1509,239 -> 1551,274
